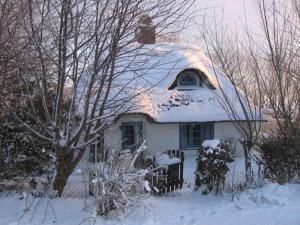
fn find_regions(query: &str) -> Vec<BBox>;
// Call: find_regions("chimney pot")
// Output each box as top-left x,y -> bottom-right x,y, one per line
135,14 -> 156,44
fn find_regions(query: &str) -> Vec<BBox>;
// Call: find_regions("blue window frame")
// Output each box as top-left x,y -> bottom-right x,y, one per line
179,123 -> 214,148
120,122 -> 143,150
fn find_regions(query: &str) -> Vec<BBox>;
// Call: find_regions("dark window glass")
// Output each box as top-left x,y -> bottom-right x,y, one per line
178,72 -> 198,86
121,122 -> 143,150
123,124 -> 135,146
183,125 -> 190,146
192,124 -> 201,146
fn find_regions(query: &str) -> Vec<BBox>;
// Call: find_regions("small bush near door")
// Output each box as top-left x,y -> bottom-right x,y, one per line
195,140 -> 233,195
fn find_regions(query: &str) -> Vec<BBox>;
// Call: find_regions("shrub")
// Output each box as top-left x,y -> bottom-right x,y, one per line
0,114 -> 51,180
0,81 -> 54,180
195,140 -> 233,194
257,135 -> 300,184
92,142 -> 149,215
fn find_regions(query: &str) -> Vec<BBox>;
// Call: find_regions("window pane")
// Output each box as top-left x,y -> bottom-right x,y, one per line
179,72 -> 197,86
123,125 -> 135,146
183,125 -> 190,146
192,124 -> 201,146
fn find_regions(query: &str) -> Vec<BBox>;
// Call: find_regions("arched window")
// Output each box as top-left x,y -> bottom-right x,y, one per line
178,71 -> 198,86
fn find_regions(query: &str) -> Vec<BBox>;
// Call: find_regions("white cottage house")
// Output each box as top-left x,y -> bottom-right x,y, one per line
102,18 -> 263,156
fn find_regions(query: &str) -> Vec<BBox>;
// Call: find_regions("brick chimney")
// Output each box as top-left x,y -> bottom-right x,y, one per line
135,14 -> 156,44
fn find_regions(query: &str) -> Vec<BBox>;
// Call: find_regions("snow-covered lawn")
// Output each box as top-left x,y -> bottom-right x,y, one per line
106,184 -> 300,225
1,151 -> 300,225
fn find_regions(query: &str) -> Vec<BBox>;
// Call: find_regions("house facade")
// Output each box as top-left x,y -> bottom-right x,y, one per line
104,113 -> 246,154
102,16 -> 261,156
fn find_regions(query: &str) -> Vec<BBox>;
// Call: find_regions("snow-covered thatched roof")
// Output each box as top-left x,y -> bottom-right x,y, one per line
110,43 -> 263,123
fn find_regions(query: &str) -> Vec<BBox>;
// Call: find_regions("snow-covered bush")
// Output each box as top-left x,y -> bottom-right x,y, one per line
92,142 -> 150,215
195,139 -> 233,194
257,135 -> 300,184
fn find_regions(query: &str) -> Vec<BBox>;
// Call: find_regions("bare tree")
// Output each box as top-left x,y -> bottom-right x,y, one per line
198,0 -> 300,185
199,19 -> 264,186
250,0 -> 300,143
0,0 -> 20,117
7,0 -> 194,196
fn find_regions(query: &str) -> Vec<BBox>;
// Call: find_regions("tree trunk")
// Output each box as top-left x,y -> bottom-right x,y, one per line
52,145 -> 86,196
52,159 -> 73,197
52,146 -> 76,197
242,142 -> 252,187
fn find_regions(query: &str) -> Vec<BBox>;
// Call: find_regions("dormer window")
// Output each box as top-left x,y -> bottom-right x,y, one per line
178,71 -> 199,88
168,69 -> 217,90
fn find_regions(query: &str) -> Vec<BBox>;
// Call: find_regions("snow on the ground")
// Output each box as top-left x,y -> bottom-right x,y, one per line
0,152 -> 300,225
183,150 -> 197,188
0,195 -> 93,225
100,183 -> 300,225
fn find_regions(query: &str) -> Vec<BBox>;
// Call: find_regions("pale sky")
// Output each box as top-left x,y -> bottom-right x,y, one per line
201,0 -> 256,23
182,0 -> 259,41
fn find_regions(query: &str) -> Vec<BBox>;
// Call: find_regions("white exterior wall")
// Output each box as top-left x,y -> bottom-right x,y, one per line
104,114 -> 246,156
214,122 -> 244,156
147,123 -> 179,153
